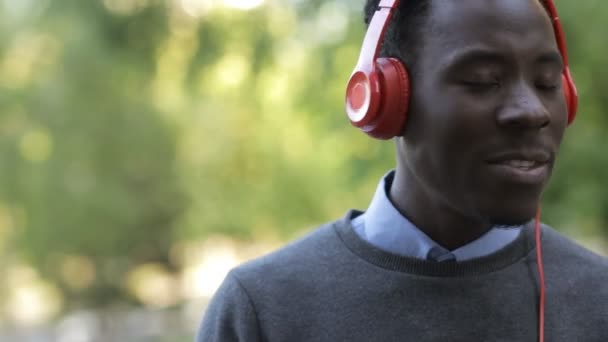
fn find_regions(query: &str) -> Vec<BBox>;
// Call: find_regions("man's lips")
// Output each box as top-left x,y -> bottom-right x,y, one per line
484,151 -> 551,184
485,150 -> 551,165
498,160 -> 542,169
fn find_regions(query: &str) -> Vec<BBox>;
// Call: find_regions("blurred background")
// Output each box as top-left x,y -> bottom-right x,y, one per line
0,0 -> 606,341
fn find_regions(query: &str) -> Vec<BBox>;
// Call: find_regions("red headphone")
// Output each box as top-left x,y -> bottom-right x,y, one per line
345,0 -> 578,140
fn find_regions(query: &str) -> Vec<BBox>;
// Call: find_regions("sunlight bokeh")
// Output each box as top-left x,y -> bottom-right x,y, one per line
223,0 -> 264,10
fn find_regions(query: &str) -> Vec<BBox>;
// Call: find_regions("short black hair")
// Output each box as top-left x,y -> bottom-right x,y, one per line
363,1 -> 431,75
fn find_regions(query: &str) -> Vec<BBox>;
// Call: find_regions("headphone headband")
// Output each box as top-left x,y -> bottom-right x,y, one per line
543,0 -> 570,65
355,0 -> 401,75
542,0 -> 579,119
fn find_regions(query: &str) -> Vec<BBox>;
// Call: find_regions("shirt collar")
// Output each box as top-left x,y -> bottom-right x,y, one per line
356,171 -> 522,261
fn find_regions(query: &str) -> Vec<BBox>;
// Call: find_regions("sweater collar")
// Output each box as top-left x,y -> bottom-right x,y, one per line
336,210 -> 537,277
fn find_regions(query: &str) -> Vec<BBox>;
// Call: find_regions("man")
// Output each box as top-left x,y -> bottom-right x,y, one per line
198,0 -> 608,341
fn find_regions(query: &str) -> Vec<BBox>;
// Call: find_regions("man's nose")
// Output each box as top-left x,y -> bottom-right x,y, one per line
496,83 -> 550,130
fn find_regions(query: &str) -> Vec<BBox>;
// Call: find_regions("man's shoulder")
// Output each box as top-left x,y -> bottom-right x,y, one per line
229,212 -> 357,287
542,224 -> 608,263
541,224 -> 608,277
540,224 -> 608,322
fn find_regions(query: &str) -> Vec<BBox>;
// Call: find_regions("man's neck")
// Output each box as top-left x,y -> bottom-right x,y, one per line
390,166 -> 493,251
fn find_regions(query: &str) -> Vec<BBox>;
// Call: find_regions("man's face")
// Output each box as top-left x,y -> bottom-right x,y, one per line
401,0 -> 569,225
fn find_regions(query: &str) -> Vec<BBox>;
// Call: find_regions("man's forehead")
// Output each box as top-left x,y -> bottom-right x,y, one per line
422,0 -> 556,55
428,0 -> 549,33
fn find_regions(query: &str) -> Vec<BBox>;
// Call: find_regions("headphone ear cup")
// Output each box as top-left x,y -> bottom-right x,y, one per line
361,58 -> 411,139
561,72 -> 578,125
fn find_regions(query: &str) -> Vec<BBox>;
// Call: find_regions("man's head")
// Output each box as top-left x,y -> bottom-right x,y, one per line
368,0 -> 570,227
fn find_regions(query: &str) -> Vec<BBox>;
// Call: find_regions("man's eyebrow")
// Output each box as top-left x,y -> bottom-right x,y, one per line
439,48 -> 564,71
536,51 -> 564,69
441,48 -> 509,69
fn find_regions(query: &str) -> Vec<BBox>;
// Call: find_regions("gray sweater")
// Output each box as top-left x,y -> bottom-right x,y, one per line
197,211 -> 608,341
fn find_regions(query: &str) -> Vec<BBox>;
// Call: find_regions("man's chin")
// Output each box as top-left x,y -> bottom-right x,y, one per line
478,191 -> 541,227
485,204 -> 538,227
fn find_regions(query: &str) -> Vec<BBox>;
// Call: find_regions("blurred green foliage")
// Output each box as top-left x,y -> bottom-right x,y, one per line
0,0 -> 606,315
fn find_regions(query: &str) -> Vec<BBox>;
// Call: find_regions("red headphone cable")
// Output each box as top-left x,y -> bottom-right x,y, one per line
535,208 -> 545,342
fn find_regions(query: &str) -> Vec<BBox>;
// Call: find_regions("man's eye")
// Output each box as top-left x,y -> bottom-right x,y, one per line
536,73 -> 561,92
461,81 -> 500,92
536,83 -> 559,91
